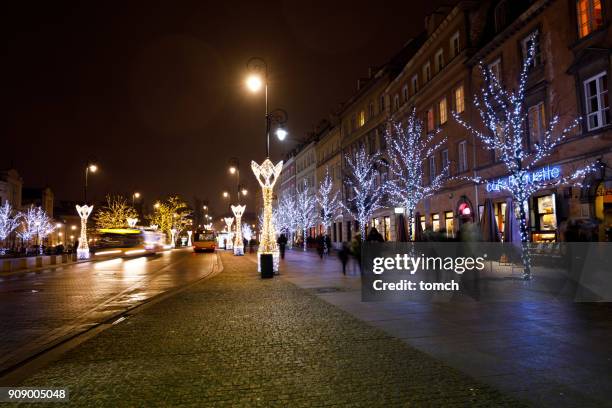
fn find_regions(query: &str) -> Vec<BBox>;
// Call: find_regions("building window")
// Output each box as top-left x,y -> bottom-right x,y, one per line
429,155 -> 436,182
441,148 -> 449,176
528,102 -> 546,146
488,58 -> 502,83
393,94 -> 400,111
402,85 -> 409,102
383,216 -> 391,241
358,110 -> 366,127
577,0 -> 603,38
439,97 -> 447,124
445,211 -> 454,238
423,62 -> 431,82
454,85 -> 465,113
426,107 -> 434,132
351,114 -> 356,132
435,49 -> 444,73
411,74 -> 419,94
521,31 -> 542,68
494,0 -> 508,33
368,101 -> 374,119
380,94 -> 385,112
450,31 -> 460,58
458,140 -> 468,172
584,71 -> 609,130
432,214 -> 440,232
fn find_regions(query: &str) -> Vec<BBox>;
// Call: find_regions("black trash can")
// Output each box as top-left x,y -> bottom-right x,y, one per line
260,254 -> 274,279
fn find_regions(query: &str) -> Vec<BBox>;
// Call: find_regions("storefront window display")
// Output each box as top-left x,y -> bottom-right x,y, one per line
383,216 -> 391,241
445,211 -> 454,238
532,193 -> 557,242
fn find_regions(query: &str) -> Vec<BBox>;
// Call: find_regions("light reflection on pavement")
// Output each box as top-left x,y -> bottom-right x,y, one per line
0,249 -> 216,374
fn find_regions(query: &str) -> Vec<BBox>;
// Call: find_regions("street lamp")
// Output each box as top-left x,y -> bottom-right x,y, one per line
84,161 -> 98,203
132,192 -> 141,206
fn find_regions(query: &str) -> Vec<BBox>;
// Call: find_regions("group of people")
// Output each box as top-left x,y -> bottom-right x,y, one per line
276,227 -> 387,275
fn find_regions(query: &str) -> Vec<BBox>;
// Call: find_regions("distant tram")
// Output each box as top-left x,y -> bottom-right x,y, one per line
93,228 -> 165,257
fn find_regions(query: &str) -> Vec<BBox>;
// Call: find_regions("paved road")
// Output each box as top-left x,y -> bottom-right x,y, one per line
0,248 -> 216,375
15,252 -> 518,407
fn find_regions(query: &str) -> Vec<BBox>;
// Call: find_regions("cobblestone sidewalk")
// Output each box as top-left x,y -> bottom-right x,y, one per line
16,252 -> 521,407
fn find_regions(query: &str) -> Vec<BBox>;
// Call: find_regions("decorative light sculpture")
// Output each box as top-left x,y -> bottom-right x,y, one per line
224,217 -> 234,250
231,204 -> 246,255
76,204 -> 93,259
187,230 -> 192,246
251,158 -> 283,272
127,217 -> 138,228
170,228 -> 177,248
204,223 -> 213,230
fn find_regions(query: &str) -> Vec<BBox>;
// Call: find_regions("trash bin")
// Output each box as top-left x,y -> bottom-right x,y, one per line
260,253 -> 274,279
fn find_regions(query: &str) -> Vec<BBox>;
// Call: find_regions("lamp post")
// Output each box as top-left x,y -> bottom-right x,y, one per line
84,162 -> 98,203
246,57 -> 288,274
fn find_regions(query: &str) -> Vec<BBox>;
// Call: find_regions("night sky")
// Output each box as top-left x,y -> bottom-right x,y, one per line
2,0 -> 448,217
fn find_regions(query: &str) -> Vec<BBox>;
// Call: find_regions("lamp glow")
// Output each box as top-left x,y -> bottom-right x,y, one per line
246,75 -> 263,92
275,128 -> 288,141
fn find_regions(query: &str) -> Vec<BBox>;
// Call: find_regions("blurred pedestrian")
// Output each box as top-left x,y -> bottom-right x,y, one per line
338,243 -> 350,275
366,227 -> 384,242
316,235 -> 325,259
277,234 -> 288,259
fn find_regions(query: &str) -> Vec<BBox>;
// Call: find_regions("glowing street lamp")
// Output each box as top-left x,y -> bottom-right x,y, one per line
222,191 -> 229,198
246,75 -> 263,92
84,162 -> 98,203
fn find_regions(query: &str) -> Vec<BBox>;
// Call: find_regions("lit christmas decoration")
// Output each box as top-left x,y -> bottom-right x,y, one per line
452,33 -> 597,280
231,204 -> 246,255
384,110 -> 448,242
170,228 -> 177,248
187,230 -> 192,246
224,217 -> 234,250
76,204 -> 93,259
251,158 -> 283,272
296,179 -> 317,251
276,194 -> 298,246
316,167 -> 341,252
0,201 -> 20,255
343,145 -> 385,240
242,223 -> 253,241
204,223 -> 213,230
127,217 -> 138,228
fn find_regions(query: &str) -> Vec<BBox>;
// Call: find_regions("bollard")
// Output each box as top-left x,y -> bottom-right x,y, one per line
35,256 -> 43,267
62,254 -> 68,263
50,255 -> 57,265
18,258 -> 27,270
2,260 -> 10,273
71,253 -> 77,262
260,254 -> 274,279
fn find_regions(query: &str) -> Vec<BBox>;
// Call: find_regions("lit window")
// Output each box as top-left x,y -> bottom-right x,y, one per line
458,140 -> 468,172
426,107 -> 434,132
435,49 -> 444,73
488,58 -> 502,83
577,0 -> 603,38
454,86 -> 465,113
358,110 -> 366,127
432,214 -> 440,231
584,72 -> 609,130
450,32 -> 460,58
411,75 -> 419,94
423,62 -> 431,82
528,102 -> 546,145
445,211 -> 454,238
439,97 -> 447,124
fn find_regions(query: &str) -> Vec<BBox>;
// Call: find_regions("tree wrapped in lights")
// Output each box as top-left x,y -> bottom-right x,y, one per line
295,179 -> 317,251
276,194 -> 298,245
384,111 -> 448,242
316,168 -> 341,251
252,159 -> 283,272
231,204 -> 246,255
343,145 -> 385,240
95,195 -> 138,230
19,205 -> 55,255
0,201 -> 20,255
147,195 -> 191,241
242,224 -> 253,241
452,33 -> 597,280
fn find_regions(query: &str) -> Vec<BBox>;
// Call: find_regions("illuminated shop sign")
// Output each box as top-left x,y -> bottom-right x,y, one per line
486,165 -> 561,192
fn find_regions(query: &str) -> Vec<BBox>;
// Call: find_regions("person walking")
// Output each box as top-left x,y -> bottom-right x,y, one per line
277,234 -> 288,259
338,243 -> 350,275
316,235 -> 325,259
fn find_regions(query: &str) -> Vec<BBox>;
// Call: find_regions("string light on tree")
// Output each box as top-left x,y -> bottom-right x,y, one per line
0,201 -> 20,255
316,167 -> 341,252
343,145 -> 385,240
384,110 -> 448,242
452,32 -> 597,280
296,179 -> 317,251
